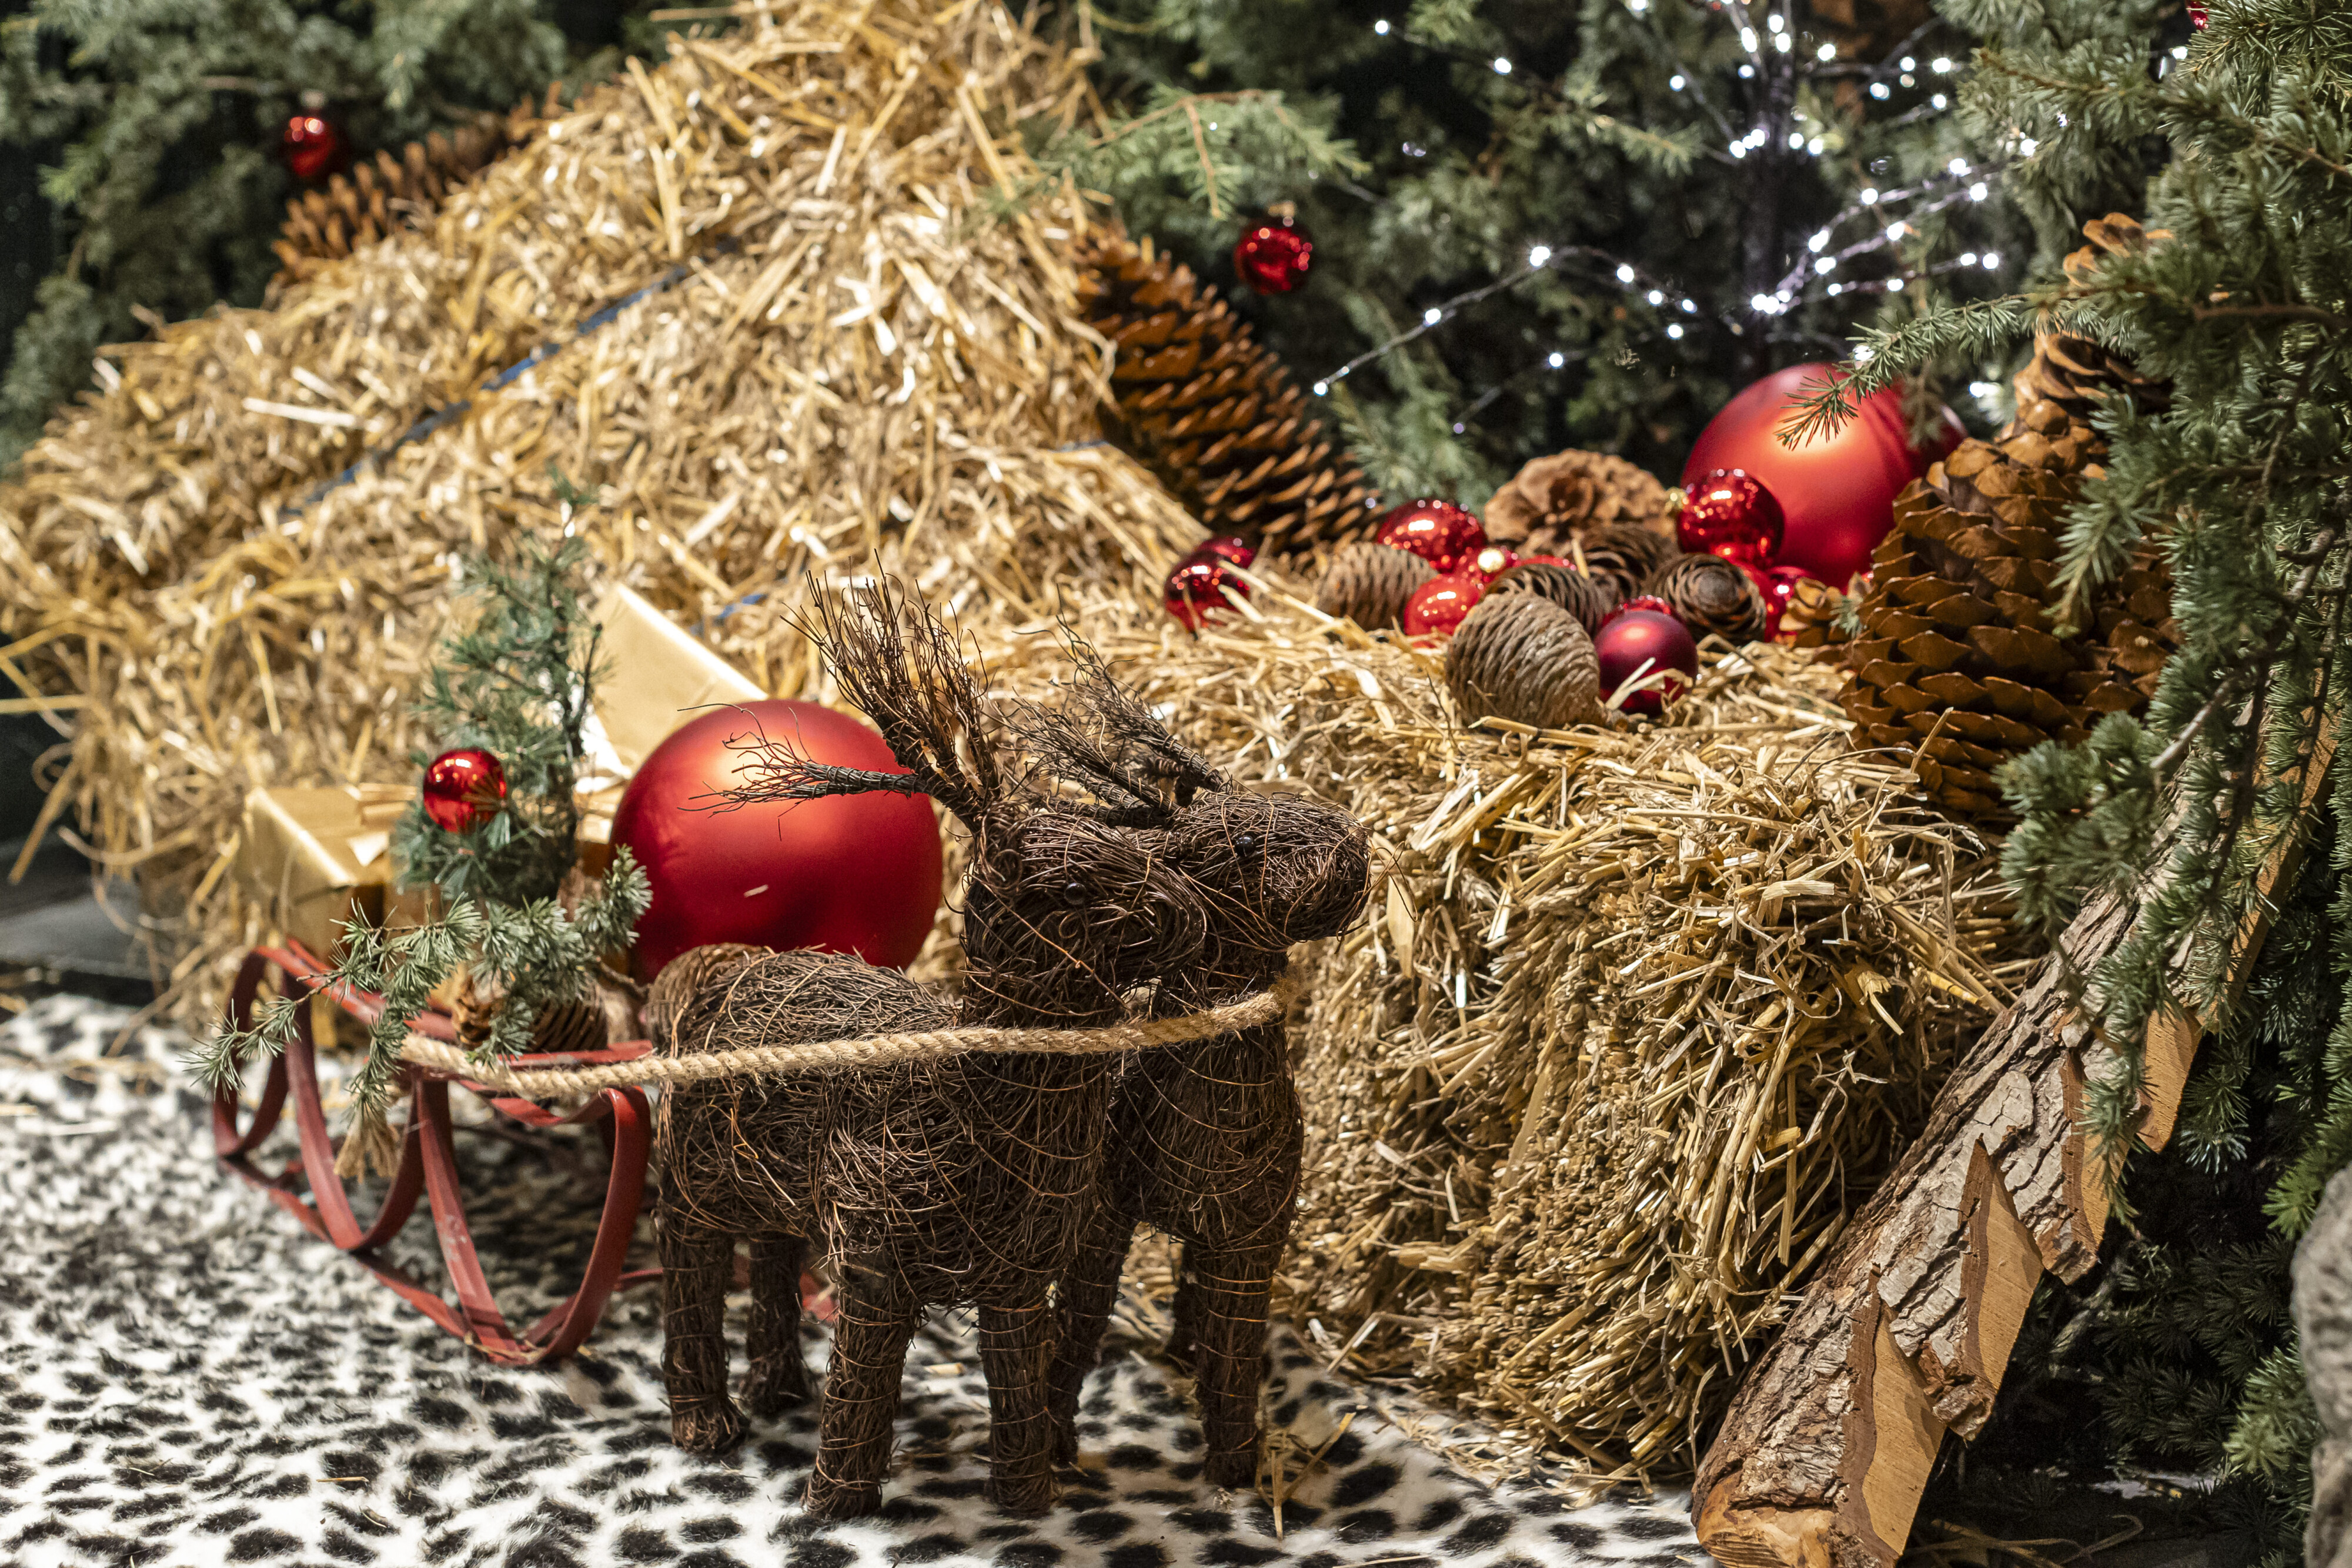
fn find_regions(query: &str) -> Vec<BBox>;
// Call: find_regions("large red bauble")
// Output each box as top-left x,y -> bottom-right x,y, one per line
612,700 -> 944,982
1678,469 -> 1786,569
421,747 -> 506,833
1375,500 -> 1486,574
1401,573 -> 1484,637
1681,363 -> 1963,587
1594,609 -> 1700,716
1234,213 -> 1314,294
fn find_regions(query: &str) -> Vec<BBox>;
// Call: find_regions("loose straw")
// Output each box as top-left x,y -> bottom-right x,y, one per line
397,972 -> 1301,1097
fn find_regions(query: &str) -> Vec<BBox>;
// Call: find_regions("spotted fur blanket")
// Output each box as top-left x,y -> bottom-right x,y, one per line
0,994 -> 1703,1567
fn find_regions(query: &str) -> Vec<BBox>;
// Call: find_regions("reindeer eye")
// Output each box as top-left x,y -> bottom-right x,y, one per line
1061,879 -> 1090,907
1232,833 -> 1259,858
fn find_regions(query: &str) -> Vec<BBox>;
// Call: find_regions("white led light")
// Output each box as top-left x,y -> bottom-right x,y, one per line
1773,31 -> 1791,52
1816,256 -> 1836,274
1740,63 -> 1755,78
1494,56 -> 1512,74
1669,73 -> 1686,90
1666,324 -> 1684,339
1751,293 -> 1773,313
1646,289 -> 1665,305
1886,221 -> 1906,241
1547,351 -> 1566,368
1312,381 -> 1329,396
1949,157 -> 1970,175
1860,186 -> 1880,203
1529,245 -> 1553,267
1960,252 -> 1977,266
1970,380 -> 1998,399
1809,230 -> 1831,252
1930,56 -> 1953,73
1616,263 -> 1636,283
1870,82 -> 1890,99
1423,306 -> 1444,325
1789,131 -> 1805,149
1374,18 -> 1388,33
1808,138 -> 1825,155
1681,298 -> 1698,313
1854,345 -> 1876,363
1982,251 -> 2000,269
1900,56 -> 1916,70
1740,28 -> 1759,49
1818,43 -> 1836,61
1629,0 -> 1648,11
1730,142 -> 1747,159
1766,13 -> 1783,32
2172,44 -> 2188,59
1827,282 -> 1843,296
1932,92 -> 1948,108
1900,73 -> 1916,86
1968,180 -> 1989,200
2019,137 -> 2039,155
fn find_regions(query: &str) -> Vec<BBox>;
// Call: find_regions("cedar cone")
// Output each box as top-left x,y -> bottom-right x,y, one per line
1571,523 -> 1677,603
1446,590 -> 1603,733
1646,553 -> 1768,644
1489,560 -> 1616,634
273,95 -> 551,281
1484,449 -> 1678,557
1315,542 -> 1436,630
1073,232 -> 1381,557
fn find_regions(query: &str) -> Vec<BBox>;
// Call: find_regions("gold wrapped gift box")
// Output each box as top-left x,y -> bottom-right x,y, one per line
240,585 -> 764,954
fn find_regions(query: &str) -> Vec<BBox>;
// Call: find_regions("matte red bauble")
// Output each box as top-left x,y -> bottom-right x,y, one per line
1462,543 -> 1519,583
612,701 -> 944,982
1749,564 -> 1820,641
1678,469 -> 1786,569
1594,610 -> 1700,716
1164,554 -> 1250,631
1234,213 -> 1314,294
282,112 -> 343,181
420,748 -> 507,833
1188,536 -> 1258,569
1401,574 -> 1484,637
1681,363 -> 1963,587
1375,500 -> 1486,574
1603,594 -> 1676,625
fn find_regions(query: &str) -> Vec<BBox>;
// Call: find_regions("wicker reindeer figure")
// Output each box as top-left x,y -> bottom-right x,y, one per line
1041,697 -> 1370,1486
647,581 -> 1363,1520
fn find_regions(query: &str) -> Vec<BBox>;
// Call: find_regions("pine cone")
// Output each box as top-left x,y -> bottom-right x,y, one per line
1316,541 -> 1436,630
2009,215 -> 2171,426
1446,590 -> 1603,732
450,969 -> 609,1058
273,98 -> 548,280
1489,560 -> 1616,634
1779,575 -> 1851,651
1073,232 -> 1382,557
1485,449 -> 1676,557
1646,553 -> 1768,644
1571,523 -> 1676,604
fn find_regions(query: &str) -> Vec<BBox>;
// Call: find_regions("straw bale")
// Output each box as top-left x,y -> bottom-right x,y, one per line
0,0 -> 1201,1024
948,580 -> 2031,1478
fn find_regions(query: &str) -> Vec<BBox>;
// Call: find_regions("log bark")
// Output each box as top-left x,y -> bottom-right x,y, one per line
1695,734 -> 2335,1568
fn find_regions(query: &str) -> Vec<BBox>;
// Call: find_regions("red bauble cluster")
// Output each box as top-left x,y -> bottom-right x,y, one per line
1162,536 -> 1259,631
1234,212 -> 1314,295
1678,469 -> 1784,570
1595,610 -> 1700,717
421,748 -> 507,834
283,111 -> 343,182
610,700 -> 944,982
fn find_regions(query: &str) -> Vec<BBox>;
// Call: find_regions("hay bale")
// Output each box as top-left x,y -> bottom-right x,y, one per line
0,1 -> 1201,1021
956,581 -> 2029,1479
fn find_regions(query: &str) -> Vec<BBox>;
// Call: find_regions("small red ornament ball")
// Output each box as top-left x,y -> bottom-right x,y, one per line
1375,499 -> 1486,574
421,748 -> 507,834
2189,1 -> 2208,26
1594,609 -> 1700,716
1682,363 -> 1963,588
282,112 -> 343,181
1678,469 -> 1786,570
1402,573 -> 1485,637
1234,212 -> 1314,294
1461,543 -> 1519,583
1165,554 -> 1250,631
1188,536 -> 1258,570
1602,594 -> 1677,625
612,700 -> 944,982
1748,564 -> 1820,641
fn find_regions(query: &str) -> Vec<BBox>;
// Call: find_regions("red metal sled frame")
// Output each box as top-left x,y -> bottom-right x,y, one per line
213,941 -> 657,1365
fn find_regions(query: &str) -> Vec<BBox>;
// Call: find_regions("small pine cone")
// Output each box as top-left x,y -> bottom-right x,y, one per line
1485,450 -> 1676,556
1645,553 -> 1766,644
1446,591 -> 1603,732
1315,541 -> 1436,630
1489,560 -> 1616,634
451,971 -> 609,1058
1779,575 -> 1850,651
274,99 -> 543,282
1572,523 -> 1676,603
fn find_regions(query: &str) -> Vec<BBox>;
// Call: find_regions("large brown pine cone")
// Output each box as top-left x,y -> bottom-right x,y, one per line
1645,553 -> 1768,644
273,96 -> 550,281
1316,542 -> 1436,630
1484,450 -> 1677,557
1446,590 -> 1603,732
1073,232 -> 1381,557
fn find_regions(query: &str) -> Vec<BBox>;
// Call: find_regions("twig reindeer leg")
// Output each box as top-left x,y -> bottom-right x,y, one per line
744,1232 -> 813,1417
1047,1203 -> 1139,1462
660,1211 -> 744,1454
1185,1238 -> 1287,1487
1165,1243 -> 1202,1365
807,1264 -> 924,1519
978,1294 -> 1061,1514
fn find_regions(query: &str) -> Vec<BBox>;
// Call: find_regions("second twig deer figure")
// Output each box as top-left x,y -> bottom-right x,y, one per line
649,581 -> 1366,1518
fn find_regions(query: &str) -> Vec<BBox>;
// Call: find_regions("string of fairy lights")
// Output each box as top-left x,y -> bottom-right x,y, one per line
1304,1 -> 2023,423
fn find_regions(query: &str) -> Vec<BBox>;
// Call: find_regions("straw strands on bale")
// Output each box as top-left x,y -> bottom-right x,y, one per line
952,583 -> 2032,1476
0,0 -> 1201,1022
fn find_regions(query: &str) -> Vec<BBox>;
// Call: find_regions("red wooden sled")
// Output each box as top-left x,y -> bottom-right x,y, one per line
215,940 -> 657,1365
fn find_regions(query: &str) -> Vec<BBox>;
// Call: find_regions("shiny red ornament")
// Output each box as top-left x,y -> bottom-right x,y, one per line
1164,554 -> 1250,631
1593,609 -> 1699,716
282,112 -> 343,182
612,700 -> 944,982
420,748 -> 507,834
1602,594 -> 1676,625
1681,363 -> 1963,588
1748,564 -> 1820,641
1374,499 -> 1487,574
1678,468 -> 1786,570
1401,573 -> 1485,638
2188,1 -> 2208,26
1234,212 -> 1314,295
1187,536 -> 1258,570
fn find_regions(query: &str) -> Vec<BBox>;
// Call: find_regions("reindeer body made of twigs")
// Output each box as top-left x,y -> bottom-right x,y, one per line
648,582 -> 1365,1519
